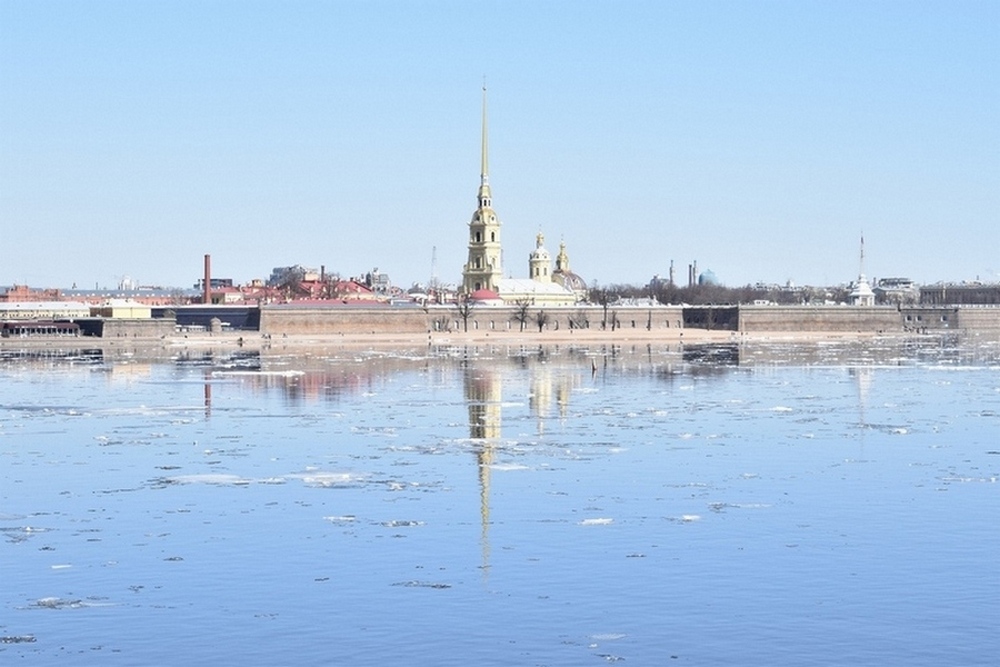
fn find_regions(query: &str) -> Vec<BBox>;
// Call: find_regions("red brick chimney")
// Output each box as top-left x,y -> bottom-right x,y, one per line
203,254 -> 211,304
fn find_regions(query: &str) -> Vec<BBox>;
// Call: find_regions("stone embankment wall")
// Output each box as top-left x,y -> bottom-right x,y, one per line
259,305 -> 685,336
898,306 -> 1000,332
254,304 -> 1000,336
738,306 -> 901,333
78,317 -> 177,338
955,306 -> 1000,331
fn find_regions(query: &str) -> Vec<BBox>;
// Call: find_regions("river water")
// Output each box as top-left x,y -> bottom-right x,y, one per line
2,337 -> 998,665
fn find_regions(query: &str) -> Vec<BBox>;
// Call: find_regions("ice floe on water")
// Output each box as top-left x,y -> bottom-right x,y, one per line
30,597 -> 111,610
488,463 -> 530,471
579,518 -> 614,525
292,471 -> 369,488
1,526 -> 50,543
161,473 -> 254,486
392,580 -> 451,589
381,520 -> 424,528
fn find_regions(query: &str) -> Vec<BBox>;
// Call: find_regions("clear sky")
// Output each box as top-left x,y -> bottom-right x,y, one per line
2,1 -> 997,290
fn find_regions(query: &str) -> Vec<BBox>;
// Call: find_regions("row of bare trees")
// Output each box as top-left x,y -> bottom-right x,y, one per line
447,279 -> 858,334
591,282 -> 851,306
452,297 -> 552,333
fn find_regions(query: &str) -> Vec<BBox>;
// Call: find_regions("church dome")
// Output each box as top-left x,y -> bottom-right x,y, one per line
554,270 -> 587,292
698,269 -> 719,286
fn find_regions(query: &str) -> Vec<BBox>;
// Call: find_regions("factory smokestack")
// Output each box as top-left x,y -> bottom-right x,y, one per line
203,254 -> 211,304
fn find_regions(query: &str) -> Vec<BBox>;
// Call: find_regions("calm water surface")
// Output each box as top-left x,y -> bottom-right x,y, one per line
2,338 -> 998,665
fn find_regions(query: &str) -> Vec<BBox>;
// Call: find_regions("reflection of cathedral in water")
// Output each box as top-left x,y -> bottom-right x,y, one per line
529,367 -> 577,435
463,365 -> 583,576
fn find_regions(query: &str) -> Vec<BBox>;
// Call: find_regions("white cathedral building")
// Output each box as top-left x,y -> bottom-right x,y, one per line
461,88 -> 586,306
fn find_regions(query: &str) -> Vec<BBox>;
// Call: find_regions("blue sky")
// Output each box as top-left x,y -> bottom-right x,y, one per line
2,1 -> 997,290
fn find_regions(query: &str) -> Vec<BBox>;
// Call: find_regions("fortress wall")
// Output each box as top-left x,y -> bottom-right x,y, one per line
899,307 -> 960,332
260,307 -> 432,335
896,306 -> 1000,332
260,305 -> 686,336
738,306 -> 902,333
79,318 -> 177,338
955,307 -> 1000,331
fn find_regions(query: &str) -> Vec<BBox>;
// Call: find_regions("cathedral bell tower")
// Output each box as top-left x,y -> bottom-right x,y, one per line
462,86 -> 503,294
529,232 -> 552,283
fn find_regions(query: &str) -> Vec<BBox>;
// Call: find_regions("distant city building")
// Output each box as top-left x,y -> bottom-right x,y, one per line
1,284 -> 62,302
920,283 -> 1000,305
194,278 -> 235,290
0,301 -> 90,320
874,278 -> 919,305
268,265 -> 320,287
364,268 -> 391,295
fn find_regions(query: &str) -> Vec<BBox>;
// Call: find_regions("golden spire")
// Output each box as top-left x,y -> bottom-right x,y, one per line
478,83 -> 492,205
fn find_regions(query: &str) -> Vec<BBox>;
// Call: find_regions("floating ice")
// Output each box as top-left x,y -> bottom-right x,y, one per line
33,597 -> 85,609
291,471 -> 367,488
489,463 -> 530,471
163,474 -> 253,486
580,518 -> 614,525
382,520 -> 424,528
392,580 -> 451,589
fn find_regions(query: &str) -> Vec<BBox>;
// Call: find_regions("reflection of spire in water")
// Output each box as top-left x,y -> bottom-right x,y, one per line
850,366 -> 873,427
477,445 -> 493,577
203,370 -> 212,420
463,368 -> 502,578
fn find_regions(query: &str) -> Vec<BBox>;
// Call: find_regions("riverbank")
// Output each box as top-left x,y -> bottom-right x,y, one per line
0,326 -> 901,353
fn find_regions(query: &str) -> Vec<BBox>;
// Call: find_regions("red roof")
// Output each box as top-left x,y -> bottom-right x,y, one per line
469,288 -> 501,301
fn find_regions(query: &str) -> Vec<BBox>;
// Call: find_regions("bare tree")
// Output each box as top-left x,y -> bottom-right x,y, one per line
591,288 -> 611,330
510,298 -> 531,332
454,294 -> 475,332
